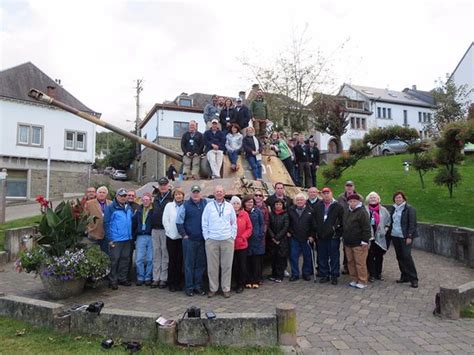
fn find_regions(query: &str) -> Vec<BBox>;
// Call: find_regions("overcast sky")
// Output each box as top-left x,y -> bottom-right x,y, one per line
1,0 -> 473,130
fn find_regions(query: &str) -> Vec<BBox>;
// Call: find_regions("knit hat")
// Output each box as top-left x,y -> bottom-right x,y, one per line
347,193 -> 361,201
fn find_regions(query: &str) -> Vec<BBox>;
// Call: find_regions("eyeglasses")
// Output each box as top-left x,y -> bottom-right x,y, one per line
255,194 -> 263,197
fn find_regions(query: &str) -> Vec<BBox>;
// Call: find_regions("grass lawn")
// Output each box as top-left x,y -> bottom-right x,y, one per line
0,215 -> 42,251
461,303 -> 474,318
320,154 -> 474,228
0,317 -> 281,354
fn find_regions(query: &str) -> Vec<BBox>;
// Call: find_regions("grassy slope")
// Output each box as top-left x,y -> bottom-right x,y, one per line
0,215 -> 41,251
0,317 -> 281,354
321,154 -> 474,228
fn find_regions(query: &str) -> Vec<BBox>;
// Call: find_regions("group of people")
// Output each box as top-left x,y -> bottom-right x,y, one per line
82,178 -> 419,297
181,90 -> 320,186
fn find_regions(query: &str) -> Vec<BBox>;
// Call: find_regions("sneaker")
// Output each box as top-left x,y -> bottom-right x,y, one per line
355,283 -> 367,289
245,284 -> 252,289
284,270 -> 290,277
274,278 -> 282,283
194,288 -> 206,296
185,289 -> 194,297
268,276 -> 277,282
368,276 -> 376,283
349,281 -> 357,287
252,284 -> 259,289
331,277 -> 338,285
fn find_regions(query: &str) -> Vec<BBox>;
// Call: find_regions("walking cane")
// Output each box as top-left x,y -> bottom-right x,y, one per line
307,239 -> 317,282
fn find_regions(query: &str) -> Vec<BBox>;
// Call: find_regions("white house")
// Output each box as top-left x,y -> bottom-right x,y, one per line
449,42 -> 473,106
316,84 -> 436,153
138,98 -> 204,182
0,62 -> 99,200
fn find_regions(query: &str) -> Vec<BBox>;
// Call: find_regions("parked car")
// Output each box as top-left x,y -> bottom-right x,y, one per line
112,170 -> 128,181
104,167 -> 115,176
380,139 -> 409,155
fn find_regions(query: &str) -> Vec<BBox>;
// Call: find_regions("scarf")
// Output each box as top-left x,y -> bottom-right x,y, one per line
274,209 -> 285,215
368,203 -> 380,227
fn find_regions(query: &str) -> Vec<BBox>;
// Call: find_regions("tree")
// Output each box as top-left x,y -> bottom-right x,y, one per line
105,137 -> 135,170
408,141 -> 437,189
431,76 -> 472,133
242,26 -> 342,134
309,94 -> 350,153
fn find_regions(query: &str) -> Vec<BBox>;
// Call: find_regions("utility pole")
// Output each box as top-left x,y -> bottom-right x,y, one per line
0,168 -> 7,223
134,79 -> 143,154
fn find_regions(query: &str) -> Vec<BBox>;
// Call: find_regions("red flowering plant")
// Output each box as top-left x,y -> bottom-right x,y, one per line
15,197 -> 109,280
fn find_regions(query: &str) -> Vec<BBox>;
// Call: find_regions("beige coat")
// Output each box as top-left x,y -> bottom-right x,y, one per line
85,198 -> 112,240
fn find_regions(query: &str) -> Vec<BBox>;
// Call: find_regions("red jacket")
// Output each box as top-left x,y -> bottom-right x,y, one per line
235,209 -> 253,250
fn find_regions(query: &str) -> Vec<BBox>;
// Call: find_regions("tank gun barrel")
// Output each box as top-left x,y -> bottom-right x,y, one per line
27,88 -> 183,161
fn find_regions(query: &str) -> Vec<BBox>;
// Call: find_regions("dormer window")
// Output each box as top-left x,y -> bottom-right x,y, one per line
178,98 -> 192,107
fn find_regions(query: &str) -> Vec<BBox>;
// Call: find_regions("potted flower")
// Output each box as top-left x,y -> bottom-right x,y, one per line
15,196 -> 110,299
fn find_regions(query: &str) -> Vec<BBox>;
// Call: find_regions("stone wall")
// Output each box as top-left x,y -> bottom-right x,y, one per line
138,136 -> 182,183
414,223 -> 474,268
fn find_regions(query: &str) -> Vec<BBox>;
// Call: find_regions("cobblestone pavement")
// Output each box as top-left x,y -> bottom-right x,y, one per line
1,248 -> 473,354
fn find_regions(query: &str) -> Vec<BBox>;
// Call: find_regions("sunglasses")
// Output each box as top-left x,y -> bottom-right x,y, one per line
255,194 -> 263,197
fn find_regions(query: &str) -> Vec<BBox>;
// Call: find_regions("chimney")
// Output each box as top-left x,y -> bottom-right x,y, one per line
238,91 -> 246,101
412,85 -> 417,90
47,85 -> 56,99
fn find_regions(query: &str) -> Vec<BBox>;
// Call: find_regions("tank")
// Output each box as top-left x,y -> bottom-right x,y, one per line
27,88 -> 302,199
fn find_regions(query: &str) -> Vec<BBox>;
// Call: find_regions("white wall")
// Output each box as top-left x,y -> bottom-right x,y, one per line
0,100 -> 95,163
141,107 -> 204,144
451,44 -> 473,105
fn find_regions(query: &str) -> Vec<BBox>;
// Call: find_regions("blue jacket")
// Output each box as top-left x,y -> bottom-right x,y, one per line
203,129 -> 225,152
176,198 -> 208,241
132,205 -> 154,238
104,199 -> 133,242
246,208 -> 265,255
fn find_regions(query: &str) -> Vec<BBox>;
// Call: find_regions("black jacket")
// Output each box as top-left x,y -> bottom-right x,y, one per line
287,205 -> 315,242
313,200 -> 344,240
294,143 -> 311,163
132,205 -> 154,238
309,146 -> 320,165
219,107 -> 235,129
342,205 -> 371,246
231,105 -> 251,129
389,204 -> 418,239
268,211 -> 290,257
181,131 -> 204,155
266,194 -> 293,211
151,191 -> 173,229
307,199 -> 321,212
242,135 -> 263,156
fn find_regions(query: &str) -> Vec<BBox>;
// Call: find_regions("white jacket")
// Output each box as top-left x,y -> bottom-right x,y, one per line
162,201 -> 182,240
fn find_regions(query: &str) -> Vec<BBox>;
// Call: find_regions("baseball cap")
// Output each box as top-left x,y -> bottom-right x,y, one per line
117,188 -> 128,196
345,180 -> 354,186
158,177 -> 169,185
321,187 -> 332,193
191,185 -> 201,193
211,118 -> 219,124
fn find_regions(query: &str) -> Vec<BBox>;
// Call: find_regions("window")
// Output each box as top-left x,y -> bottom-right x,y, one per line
404,110 -> 408,122
418,112 -> 422,122
382,108 -> 386,118
347,100 -> 363,109
173,121 -> 189,138
350,117 -> 355,129
65,131 -> 87,151
423,112 -> 427,122
404,116 -> 408,127
178,98 -> 192,107
6,170 -> 27,197
377,107 -> 381,118
427,113 -> 432,123
361,118 -> 367,130
387,108 -> 392,119
17,124 -> 43,147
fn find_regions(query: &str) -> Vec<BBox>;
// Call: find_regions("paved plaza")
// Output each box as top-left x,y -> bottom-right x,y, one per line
1,248 -> 473,354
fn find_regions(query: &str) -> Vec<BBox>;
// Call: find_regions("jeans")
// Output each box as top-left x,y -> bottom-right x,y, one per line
182,238 -> 207,291
109,240 -> 131,285
317,238 -> 340,278
228,150 -> 240,165
247,155 -> 262,179
289,238 -> 313,278
135,235 -> 153,282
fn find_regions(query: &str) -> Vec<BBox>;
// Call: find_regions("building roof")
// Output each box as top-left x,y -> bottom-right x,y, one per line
343,84 -> 435,108
402,87 -> 436,106
139,103 -> 203,129
449,42 -> 474,82
0,62 -> 100,116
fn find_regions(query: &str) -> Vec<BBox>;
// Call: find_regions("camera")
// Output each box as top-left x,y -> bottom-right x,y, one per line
87,301 -> 104,315
123,341 -> 141,352
101,338 -> 114,349
187,306 -> 201,318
